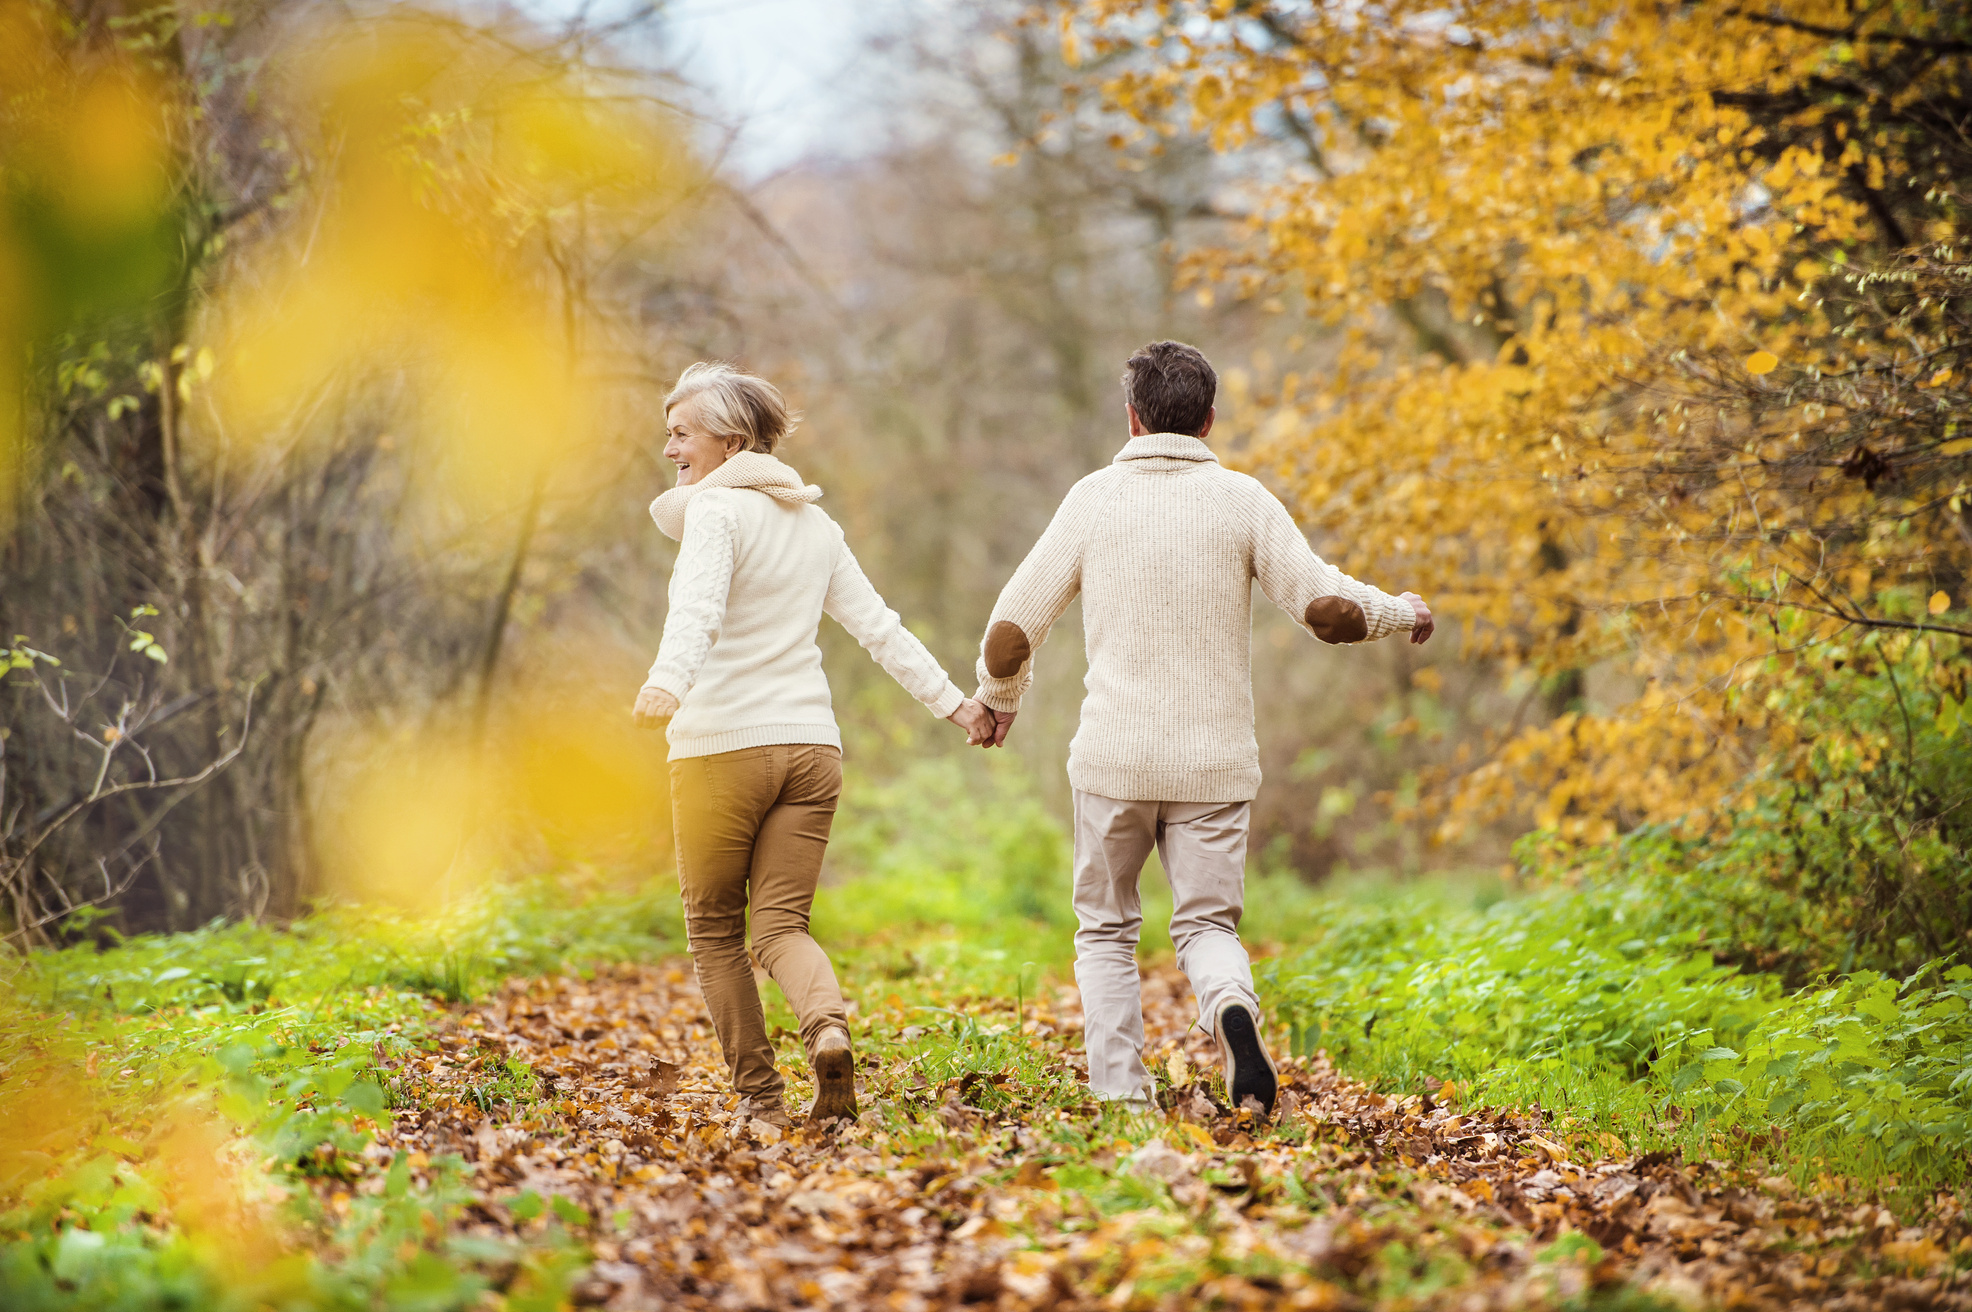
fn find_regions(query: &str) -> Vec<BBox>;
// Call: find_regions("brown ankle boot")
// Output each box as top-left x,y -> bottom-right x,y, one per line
808,1027 -> 857,1126
749,1102 -> 794,1133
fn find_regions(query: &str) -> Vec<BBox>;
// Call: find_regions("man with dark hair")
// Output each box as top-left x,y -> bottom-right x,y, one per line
1121,340 -> 1217,438
973,340 -> 1434,1116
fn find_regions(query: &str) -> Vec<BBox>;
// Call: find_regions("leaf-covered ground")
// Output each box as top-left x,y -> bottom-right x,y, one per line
359,959 -> 1971,1311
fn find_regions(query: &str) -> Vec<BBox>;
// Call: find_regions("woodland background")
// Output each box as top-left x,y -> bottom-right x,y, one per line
0,0 -> 1557,939
2,1 -> 1971,1309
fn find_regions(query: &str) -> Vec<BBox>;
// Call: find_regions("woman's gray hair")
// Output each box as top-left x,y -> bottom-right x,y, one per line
664,361 -> 797,455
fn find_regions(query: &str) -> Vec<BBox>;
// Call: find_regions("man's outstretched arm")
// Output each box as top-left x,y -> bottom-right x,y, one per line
1247,480 -> 1430,646
973,486 -> 1091,745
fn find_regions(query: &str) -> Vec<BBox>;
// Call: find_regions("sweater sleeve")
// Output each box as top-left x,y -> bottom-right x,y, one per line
824,534 -> 967,719
973,481 -> 1090,713
1247,479 -> 1415,644
643,493 -> 739,700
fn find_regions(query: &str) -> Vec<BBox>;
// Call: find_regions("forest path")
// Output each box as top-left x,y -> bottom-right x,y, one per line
361,961 -> 1964,1311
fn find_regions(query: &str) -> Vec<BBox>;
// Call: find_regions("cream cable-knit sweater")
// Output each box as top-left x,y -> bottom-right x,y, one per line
975,433 -> 1416,803
645,452 -> 966,760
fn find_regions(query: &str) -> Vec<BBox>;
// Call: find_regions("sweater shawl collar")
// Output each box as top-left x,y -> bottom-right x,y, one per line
649,451 -> 823,541
1114,433 -> 1220,464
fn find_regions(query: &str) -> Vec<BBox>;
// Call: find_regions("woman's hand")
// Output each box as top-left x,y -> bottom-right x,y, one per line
633,686 -> 680,730
947,698 -> 996,746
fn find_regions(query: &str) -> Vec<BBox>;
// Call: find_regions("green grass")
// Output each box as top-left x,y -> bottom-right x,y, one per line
815,754 -> 1972,1193
1252,877 -> 1972,1193
6,752 -> 1969,1309
815,752 -> 1338,972
0,871 -> 681,1312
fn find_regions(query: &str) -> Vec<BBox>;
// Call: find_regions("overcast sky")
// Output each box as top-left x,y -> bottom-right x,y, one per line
659,0 -> 890,178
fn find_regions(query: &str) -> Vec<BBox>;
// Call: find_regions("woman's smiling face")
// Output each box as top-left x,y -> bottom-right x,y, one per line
663,395 -> 741,486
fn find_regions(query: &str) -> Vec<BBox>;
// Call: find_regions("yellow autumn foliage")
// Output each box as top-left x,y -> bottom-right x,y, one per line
1063,0 -> 1972,844
209,14 -> 691,513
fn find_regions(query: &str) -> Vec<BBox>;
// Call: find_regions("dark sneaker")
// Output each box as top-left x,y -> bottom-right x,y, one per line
808,1028 -> 858,1126
1214,1003 -> 1278,1118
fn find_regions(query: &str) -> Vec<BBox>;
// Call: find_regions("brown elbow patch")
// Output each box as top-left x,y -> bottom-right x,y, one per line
1305,596 -> 1368,645
983,621 -> 1032,677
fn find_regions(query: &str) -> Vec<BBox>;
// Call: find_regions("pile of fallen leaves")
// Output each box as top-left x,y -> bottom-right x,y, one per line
351,960 -> 1972,1310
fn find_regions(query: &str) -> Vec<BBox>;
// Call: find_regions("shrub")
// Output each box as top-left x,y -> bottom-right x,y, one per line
1527,632 -> 1972,985
1258,883 -> 1777,1089
1673,962 -> 1972,1190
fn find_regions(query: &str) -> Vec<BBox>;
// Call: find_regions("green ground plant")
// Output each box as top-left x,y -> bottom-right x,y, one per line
822,754 -> 1971,1191
820,752 -> 1335,967
1257,878 -> 1972,1192
1675,963 -> 1972,1190
0,872 -> 680,1311
6,754 -> 1969,1310
1530,634 -> 1972,986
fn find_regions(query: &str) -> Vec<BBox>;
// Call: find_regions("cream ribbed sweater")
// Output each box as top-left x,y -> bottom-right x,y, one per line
974,433 -> 1416,803
645,452 -> 966,760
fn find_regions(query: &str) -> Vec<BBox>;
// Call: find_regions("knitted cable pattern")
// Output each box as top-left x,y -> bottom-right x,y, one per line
646,463 -> 964,761
975,432 -> 1415,803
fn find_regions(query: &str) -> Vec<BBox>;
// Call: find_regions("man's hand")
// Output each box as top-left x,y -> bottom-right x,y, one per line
632,685 -> 679,730
987,708 -> 1016,748
947,698 -> 996,746
1400,592 -> 1435,645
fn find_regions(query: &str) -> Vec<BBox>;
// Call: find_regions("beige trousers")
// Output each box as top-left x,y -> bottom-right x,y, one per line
670,743 -> 848,1104
1072,790 -> 1258,1102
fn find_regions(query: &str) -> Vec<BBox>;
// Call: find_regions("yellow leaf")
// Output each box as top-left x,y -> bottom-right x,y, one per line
1929,591 -> 1951,615
1743,350 -> 1779,375
1525,1133 -> 1570,1161
1166,1051 -> 1190,1086
1924,366 -> 1953,388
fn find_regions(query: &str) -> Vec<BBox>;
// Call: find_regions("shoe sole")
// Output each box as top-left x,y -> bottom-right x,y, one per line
808,1045 -> 857,1125
1219,1006 -> 1278,1117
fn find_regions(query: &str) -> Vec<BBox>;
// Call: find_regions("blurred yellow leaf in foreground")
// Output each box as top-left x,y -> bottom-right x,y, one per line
208,15 -> 689,515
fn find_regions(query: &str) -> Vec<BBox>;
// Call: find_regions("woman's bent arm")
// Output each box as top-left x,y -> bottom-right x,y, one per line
644,495 -> 740,700
823,539 -> 966,718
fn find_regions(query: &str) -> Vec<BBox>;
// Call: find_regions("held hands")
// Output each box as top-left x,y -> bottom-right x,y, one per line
949,703 -> 1016,749
637,687 -> 1005,744
1400,592 -> 1435,645
632,685 -> 679,730
947,698 -> 996,746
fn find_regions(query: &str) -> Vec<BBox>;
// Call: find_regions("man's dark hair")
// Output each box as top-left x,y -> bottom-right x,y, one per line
1121,341 -> 1217,437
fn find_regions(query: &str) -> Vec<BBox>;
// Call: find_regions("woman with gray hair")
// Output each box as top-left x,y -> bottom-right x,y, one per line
633,361 -> 995,1128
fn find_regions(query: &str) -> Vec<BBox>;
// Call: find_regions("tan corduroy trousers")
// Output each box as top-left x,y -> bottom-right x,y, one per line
670,743 -> 849,1105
